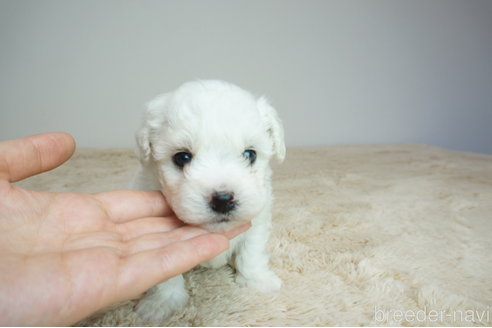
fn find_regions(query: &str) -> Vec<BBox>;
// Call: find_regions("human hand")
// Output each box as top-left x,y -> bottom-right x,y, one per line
0,133 -> 250,326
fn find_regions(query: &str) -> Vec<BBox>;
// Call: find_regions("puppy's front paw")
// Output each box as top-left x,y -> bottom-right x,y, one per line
236,270 -> 282,292
135,282 -> 189,324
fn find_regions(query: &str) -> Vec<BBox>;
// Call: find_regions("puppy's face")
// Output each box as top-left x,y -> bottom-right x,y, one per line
137,81 -> 285,231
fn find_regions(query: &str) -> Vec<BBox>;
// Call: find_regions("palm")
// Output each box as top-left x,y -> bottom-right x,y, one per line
0,185 -> 183,325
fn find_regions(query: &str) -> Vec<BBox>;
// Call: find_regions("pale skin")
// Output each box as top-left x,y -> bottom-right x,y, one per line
0,132 -> 250,326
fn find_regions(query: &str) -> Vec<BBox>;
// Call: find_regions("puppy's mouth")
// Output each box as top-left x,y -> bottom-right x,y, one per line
217,217 -> 231,223
211,211 -> 237,224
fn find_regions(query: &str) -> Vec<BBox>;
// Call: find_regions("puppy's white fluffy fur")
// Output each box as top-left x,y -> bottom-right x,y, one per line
131,80 -> 285,323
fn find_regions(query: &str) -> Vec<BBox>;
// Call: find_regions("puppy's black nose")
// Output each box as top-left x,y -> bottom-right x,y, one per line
210,192 -> 236,214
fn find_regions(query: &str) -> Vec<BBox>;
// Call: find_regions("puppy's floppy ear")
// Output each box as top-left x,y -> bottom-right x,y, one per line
135,93 -> 169,163
257,96 -> 286,162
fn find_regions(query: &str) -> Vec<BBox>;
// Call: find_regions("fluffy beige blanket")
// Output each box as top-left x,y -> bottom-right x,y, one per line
17,145 -> 492,326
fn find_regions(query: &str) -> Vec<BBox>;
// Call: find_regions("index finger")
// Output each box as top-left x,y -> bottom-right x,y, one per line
115,233 -> 230,302
94,190 -> 173,223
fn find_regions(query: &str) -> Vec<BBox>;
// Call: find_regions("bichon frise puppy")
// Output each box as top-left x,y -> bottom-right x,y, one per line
130,79 -> 285,323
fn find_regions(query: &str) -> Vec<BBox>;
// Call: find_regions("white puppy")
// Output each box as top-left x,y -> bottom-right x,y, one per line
130,80 -> 285,323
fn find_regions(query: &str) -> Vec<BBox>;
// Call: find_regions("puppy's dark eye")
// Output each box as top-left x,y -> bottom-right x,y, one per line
172,152 -> 193,168
243,149 -> 257,165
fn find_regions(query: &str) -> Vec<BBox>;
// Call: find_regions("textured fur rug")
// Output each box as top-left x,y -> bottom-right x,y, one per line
16,145 -> 492,326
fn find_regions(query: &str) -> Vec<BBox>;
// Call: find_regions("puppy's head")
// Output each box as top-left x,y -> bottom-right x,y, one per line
136,80 -> 285,231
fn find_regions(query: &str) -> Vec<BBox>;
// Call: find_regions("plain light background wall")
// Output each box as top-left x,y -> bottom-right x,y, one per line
1,0 -> 491,154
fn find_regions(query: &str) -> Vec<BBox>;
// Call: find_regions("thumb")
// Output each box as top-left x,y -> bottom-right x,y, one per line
0,132 -> 76,182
